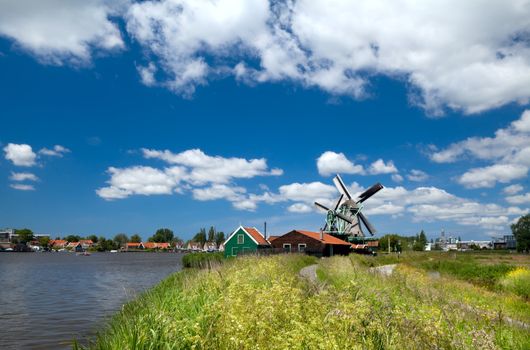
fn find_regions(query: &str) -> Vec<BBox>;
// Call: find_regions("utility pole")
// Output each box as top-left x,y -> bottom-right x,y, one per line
388,236 -> 391,254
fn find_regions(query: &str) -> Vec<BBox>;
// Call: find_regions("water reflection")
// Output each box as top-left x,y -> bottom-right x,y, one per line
0,252 -> 182,349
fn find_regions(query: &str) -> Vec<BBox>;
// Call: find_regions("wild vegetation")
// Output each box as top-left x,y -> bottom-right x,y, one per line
182,252 -> 224,268
81,252 -> 530,350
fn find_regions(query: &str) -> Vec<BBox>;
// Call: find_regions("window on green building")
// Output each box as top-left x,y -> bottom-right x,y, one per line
237,234 -> 244,244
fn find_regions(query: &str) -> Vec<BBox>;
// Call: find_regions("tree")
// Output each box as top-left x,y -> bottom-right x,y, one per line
96,236 -> 117,251
113,233 -> 129,247
149,228 -> 174,243
413,230 -> 427,251
130,234 -> 142,243
215,231 -> 225,246
208,226 -> 216,242
65,235 -> 81,242
193,228 -> 207,246
512,214 -> 530,252
38,236 -> 50,249
15,228 -> 34,243
87,234 -> 98,243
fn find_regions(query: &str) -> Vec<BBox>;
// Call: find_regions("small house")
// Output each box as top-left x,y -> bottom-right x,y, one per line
224,226 -> 270,257
125,242 -> 144,251
270,230 -> 352,257
203,242 -> 217,252
186,241 -> 201,251
50,239 -> 68,249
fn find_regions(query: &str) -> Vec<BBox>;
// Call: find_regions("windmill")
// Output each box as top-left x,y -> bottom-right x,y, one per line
315,174 -> 383,243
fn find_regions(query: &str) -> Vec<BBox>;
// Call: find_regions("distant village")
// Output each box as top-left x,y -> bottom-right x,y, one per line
0,225 -> 518,257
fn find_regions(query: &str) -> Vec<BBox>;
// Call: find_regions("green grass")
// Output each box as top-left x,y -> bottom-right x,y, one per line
82,253 -> 530,350
182,252 -> 224,268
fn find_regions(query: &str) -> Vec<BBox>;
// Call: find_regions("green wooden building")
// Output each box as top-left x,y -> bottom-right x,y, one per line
224,226 -> 270,257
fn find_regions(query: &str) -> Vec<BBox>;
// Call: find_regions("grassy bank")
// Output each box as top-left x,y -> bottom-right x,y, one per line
82,253 -> 530,349
182,252 -> 224,268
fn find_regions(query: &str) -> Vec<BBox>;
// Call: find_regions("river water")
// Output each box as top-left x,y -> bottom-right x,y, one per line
0,252 -> 183,349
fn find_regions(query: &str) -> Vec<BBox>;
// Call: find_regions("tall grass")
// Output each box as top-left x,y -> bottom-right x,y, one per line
182,252 -> 224,269
83,254 -> 529,349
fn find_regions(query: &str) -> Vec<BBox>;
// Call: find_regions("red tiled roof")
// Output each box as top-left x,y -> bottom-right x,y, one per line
294,230 -> 351,246
51,239 -> 67,246
126,242 -> 142,247
143,242 -> 170,249
268,235 -> 279,242
243,227 -> 269,245
366,240 -> 379,247
79,240 -> 93,245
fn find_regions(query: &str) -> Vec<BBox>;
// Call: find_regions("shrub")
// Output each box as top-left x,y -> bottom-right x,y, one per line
182,252 -> 224,268
500,267 -> 530,300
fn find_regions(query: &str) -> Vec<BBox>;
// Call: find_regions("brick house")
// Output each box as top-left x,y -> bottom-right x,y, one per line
270,230 -> 352,257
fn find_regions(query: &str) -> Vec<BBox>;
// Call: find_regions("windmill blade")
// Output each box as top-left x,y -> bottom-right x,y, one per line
314,201 -> 354,224
334,193 -> 344,210
335,211 -> 354,224
314,202 -> 331,212
358,212 -> 376,235
358,183 -> 384,203
333,174 -> 352,199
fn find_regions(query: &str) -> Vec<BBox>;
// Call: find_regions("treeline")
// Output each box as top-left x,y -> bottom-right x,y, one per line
189,226 -> 225,246
11,228 -> 184,251
378,230 -> 428,252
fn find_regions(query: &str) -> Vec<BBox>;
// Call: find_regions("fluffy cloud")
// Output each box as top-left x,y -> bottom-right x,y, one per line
366,185 -> 526,230
97,148 -> 282,204
10,184 -> 35,191
0,0 -> 125,64
124,0 -> 530,114
505,192 -> 530,205
3,143 -> 37,166
391,174 -> 404,183
287,203 -> 313,213
368,159 -> 398,174
407,169 -> 429,182
503,184 -> 523,195
96,166 -> 186,199
10,172 -> 39,182
431,110 -> 530,188
142,148 -> 282,184
458,164 -> 528,188
39,145 -> 70,157
316,151 -> 364,176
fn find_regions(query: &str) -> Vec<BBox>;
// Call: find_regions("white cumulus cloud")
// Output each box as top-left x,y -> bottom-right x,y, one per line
368,159 -> 398,174
316,151 -> 364,176
124,0 -> 530,114
39,145 -> 70,157
0,0 -> 126,64
431,110 -> 530,188
10,172 -> 39,182
3,143 -> 37,167
10,183 -> 35,191
503,184 -> 524,195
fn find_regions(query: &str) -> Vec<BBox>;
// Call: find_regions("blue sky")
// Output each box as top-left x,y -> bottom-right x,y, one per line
1,0 -> 530,241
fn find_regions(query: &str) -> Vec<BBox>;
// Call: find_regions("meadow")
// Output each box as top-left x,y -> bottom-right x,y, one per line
81,252 -> 530,349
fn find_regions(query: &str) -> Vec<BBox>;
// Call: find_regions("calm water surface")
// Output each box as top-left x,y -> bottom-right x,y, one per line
0,252 -> 183,349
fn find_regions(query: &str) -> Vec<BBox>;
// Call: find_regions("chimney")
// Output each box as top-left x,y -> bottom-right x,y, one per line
320,228 -> 324,241
264,221 -> 267,240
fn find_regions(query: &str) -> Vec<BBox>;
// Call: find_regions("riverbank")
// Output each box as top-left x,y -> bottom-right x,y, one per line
82,253 -> 530,349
